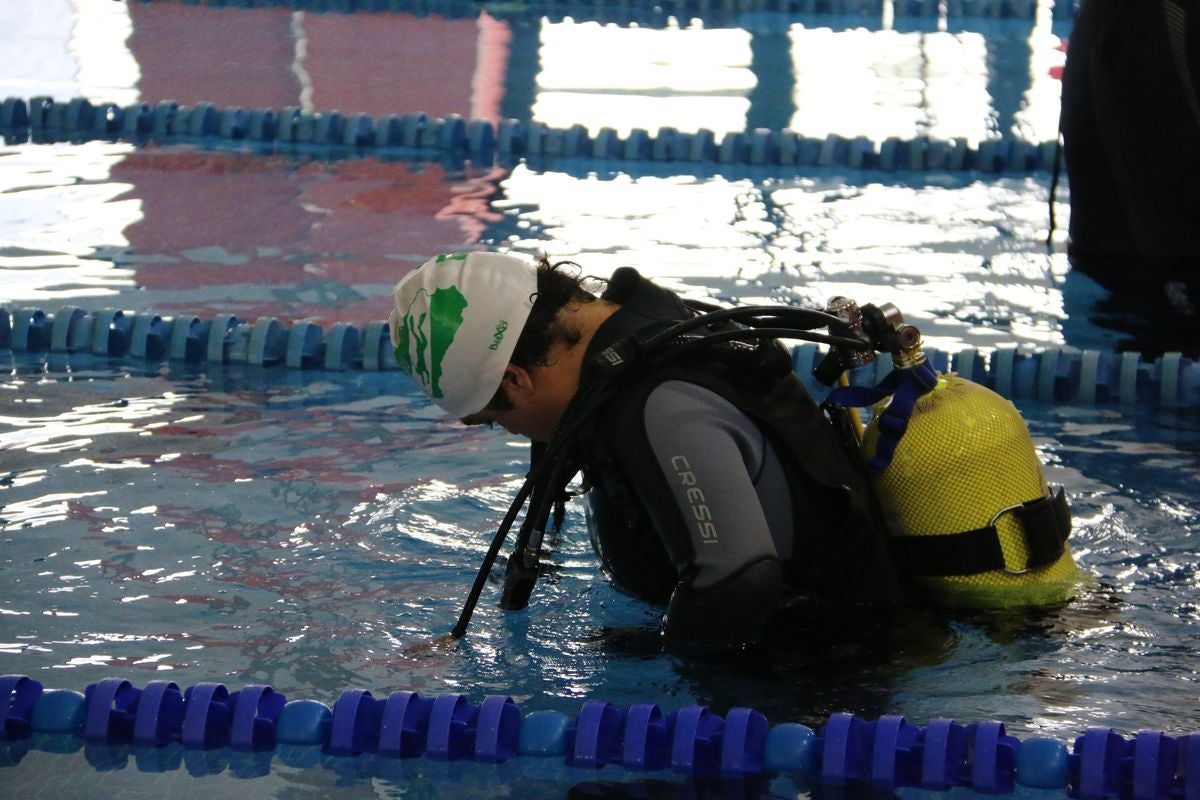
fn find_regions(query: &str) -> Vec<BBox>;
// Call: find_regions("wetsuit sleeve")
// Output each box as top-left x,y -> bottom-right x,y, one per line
610,380 -> 787,649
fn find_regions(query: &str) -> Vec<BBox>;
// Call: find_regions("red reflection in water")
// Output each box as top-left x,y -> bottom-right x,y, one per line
1049,38 -> 1067,80
110,149 -> 510,325
126,2 -> 510,124
110,2 -> 517,325
128,3 -> 300,109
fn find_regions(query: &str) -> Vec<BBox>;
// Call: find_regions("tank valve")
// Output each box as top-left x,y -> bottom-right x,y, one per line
891,323 -> 925,369
814,297 -> 877,385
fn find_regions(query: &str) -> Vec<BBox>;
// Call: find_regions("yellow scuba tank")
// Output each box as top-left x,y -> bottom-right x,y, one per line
821,297 -> 1080,608
861,370 -> 1080,607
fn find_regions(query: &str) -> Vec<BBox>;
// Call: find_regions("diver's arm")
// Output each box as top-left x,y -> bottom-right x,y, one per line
621,380 -> 786,649
662,559 -> 782,651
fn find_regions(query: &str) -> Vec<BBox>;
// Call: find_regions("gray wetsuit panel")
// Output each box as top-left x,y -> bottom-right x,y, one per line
642,380 -> 795,591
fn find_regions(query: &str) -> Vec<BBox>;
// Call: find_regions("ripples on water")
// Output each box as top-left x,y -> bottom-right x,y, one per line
1,139 -> 1086,353
1,354 -> 1197,742
0,123 -> 1194,800
2,7 -> 1197,795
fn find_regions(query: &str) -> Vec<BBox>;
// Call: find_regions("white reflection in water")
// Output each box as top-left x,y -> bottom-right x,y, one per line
532,13 -> 1065,145
0,393 -> 183,452
535,19 -> 754,137
2,0 -> 139,104
0,142 -> 141,303
530,19 -> 1051,146
1014,0 -> 1067,143
1,3 -> 143,302
791,27 -> 992,144
1,490 -> 106,530
500,165 -> 1069,351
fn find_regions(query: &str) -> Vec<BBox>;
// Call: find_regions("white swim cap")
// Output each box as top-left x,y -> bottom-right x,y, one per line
389,252 -> 538,417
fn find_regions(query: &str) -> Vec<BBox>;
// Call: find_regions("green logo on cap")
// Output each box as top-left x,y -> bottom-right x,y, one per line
394,285 -> 468,399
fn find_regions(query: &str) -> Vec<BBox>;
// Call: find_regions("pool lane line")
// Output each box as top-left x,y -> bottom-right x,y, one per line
121,0 -> 1076,23
2,95 -> 1064,175
3,673 -> 1197,797
1,304 -> 1197,408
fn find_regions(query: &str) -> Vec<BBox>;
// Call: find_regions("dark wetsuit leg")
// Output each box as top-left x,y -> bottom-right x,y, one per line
1061,0 -> 1200,356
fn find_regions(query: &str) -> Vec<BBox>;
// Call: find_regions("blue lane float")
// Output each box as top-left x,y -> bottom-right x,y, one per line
124,0 -> 1076,23
1,95 -> 1064,175
2,305 -> 1195,409
2,674 -> 1197,798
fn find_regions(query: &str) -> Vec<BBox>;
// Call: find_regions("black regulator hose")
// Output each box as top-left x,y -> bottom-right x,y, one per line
450,465 -> 541,638
640,305 -> 857,351
451,363 -> 616,637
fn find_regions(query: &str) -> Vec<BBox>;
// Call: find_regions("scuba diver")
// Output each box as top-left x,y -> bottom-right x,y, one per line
1059,0 -> 1200,357
389,252 -> 1079,651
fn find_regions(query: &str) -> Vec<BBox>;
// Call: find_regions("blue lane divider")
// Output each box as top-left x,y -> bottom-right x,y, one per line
0,675 -> 41,739
182,683 -> 233,749
2,674 -> 1198,798
2,305 -> 1195,409
2,95 -> 1064,175
82,677 -> 139,743
122,0 -> 1075,23
133,680 -> 184,747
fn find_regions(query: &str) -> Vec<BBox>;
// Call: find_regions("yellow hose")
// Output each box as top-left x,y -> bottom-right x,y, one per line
837,371 -> 865,441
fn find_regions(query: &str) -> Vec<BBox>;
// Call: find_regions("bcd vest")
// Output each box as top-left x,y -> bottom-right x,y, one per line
575,269 -> 903,607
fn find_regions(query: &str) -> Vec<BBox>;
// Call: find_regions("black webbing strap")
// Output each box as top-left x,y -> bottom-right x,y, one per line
889,487 -> 1071,577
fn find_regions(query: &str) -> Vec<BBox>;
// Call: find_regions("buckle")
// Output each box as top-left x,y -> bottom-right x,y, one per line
988,503 -> 1033,575
990,488 -> 1071,574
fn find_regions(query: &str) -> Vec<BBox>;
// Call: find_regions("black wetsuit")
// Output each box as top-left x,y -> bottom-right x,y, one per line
575,269 -> 901,649
1060,0 -> 1200,356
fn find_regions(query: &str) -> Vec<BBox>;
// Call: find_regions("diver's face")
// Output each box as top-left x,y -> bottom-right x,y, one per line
460,365 -> 568,443
462,403 -> 554,442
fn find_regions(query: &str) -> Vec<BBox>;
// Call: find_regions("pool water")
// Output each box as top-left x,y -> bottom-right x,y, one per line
2,1 -> 1199,797
0,349 -> 1198,796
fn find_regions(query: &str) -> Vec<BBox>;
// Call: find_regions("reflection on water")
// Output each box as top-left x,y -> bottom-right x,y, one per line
789,26 -> 995,143
533,21 -> 756,138
1,143 -> 510,324
1,357 -> 1197,742
0,141 -> 139,302
2,141 -> 1087,352
6,0 -> 1151,355
0,0 -> 138,106
1,3 -> 1199,795
497,165 -> 1072,352
6,3 -> 1069,140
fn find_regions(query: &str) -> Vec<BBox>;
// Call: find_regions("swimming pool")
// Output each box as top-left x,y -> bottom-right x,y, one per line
3,1 -> 1199,797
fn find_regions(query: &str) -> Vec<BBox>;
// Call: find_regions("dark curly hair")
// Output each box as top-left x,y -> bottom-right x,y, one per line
483,255 -> 600,412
